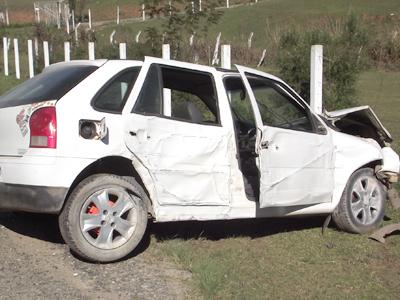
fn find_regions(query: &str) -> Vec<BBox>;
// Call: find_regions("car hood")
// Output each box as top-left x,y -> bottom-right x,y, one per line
324,105 -> 393,144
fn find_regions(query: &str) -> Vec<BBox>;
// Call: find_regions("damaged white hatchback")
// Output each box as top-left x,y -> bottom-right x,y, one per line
0,57 -> 398,262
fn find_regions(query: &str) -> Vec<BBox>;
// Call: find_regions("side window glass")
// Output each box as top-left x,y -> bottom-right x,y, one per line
133,65 -> 163,115
93,68 -> 139,113
162,67 -> 219,125
246,74 -> 313,132
224,77 -> 256,133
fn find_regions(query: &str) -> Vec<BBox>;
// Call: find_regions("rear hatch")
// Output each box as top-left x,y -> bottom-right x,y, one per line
0,62 -> 101,157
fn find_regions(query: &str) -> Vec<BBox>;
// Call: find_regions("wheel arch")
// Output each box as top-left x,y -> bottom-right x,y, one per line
62,156 -> 154,216
332,158 -> 384,209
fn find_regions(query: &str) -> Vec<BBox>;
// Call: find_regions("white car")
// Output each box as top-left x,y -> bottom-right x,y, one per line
0,57 -> 398,262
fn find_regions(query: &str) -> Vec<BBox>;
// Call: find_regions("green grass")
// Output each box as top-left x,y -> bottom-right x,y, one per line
356,70 -> 400,153
149,208 -> 400,299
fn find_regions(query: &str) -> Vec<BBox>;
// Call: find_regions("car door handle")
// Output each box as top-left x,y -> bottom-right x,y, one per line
129,131 -> 150,139
260,140 -> 270,149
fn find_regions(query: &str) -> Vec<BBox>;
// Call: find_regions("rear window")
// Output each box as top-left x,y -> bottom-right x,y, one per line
0,64 -> 98,108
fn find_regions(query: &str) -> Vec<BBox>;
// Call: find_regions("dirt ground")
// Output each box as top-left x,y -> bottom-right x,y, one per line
0,212 -> 191,300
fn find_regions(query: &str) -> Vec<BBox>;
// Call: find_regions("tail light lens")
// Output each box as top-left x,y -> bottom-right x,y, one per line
29,106 -> 57,148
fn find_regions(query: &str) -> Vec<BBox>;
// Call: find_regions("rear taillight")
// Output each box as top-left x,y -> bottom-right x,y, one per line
29,106 -> 57,148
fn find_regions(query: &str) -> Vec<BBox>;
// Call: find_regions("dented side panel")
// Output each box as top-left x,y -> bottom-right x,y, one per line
124,114 -> 233,206
258,126 -> 335,207
330,131 -> 383,207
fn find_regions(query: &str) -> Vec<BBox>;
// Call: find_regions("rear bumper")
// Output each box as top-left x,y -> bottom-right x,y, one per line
0,183 -> 68,213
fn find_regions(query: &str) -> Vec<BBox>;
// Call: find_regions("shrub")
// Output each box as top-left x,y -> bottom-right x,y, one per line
276,14 -> 369,111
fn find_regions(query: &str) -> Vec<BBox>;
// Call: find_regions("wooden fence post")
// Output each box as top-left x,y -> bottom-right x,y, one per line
3,37 -> 8,76
28,39 -> 34,78
310,45 -> 323,114
43,41 -> 50,67
14,39 -> 20,79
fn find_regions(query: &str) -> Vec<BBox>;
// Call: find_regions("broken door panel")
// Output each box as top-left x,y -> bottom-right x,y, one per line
236,65 -> 335,208
124,58 -> 232,206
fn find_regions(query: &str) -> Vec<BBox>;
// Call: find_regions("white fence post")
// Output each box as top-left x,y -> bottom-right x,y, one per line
72,10 -> 75,30
117,6 -> 120,24
64,41 -> 70,61
226,0 -> 229,8
28,39 -> 34,78
221,44 -> 231,69
5,9 -> 9,26
3,37 -> 8,76
211,32 -> 221,65
248,32 -> 254,49
88,42 -> 95,60
57,1 -> 61,29
257,49 -> 267,67
34,37 -> 39,59
14,39 -> 20,79
119,43 -> 126,59
142,4 -> 145,21
199,0 -> 202,12
310,45 -> 323,114
135,31 -> 142,43
110,30 -> 116,45
162,44 -> 171,117
75,22 -> 81,42
43,41 -> 50,67
88,9 -> 92,29
66,10 -> 70,34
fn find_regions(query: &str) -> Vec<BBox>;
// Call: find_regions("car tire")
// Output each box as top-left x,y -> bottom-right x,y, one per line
59,174 -> 148,263
333,168 -> 386,234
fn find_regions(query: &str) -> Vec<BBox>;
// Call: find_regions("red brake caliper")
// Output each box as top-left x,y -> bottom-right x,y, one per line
86,200 -> 115,237
87,204 -> 100,236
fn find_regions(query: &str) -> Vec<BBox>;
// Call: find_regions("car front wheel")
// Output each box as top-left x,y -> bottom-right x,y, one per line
59,174 -> 148,262
333,168 -> 386,234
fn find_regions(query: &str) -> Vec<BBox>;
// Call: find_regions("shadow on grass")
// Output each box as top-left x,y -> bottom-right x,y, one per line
0,212 -> 329,259
149,216 -> 328,242
0,212 -> 64,244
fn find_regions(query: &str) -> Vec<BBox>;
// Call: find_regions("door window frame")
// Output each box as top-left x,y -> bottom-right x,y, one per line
132,63 -> 222,127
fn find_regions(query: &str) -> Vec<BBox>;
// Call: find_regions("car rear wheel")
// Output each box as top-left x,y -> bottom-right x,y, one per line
333,168 -> 386,234
59,174 -> 148,262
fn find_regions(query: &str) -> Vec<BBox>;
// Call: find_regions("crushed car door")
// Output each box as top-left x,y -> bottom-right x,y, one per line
123,57 -> 232,206
237,65 -> 335,208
